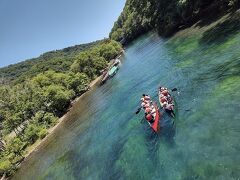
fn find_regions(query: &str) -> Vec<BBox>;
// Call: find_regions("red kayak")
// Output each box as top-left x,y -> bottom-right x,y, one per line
146,103 -> 161,133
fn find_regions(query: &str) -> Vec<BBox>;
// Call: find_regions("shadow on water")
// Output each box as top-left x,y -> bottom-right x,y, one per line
144,112 -> 176,152
102,138 -> 128,180
160,112 -> 176,141
199,11 -> 240,45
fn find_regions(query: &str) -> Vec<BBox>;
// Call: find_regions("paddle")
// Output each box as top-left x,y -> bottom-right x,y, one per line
135,89 -> 177,114
135,107 -> 142,114
156,88 -> 178,94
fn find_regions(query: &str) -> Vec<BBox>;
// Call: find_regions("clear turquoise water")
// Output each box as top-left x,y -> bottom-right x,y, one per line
13,17 -> 240,180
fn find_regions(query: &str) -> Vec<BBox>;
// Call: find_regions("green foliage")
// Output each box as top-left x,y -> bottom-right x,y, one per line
41,84 -> 73,115
67,72 -> 90,95
32,111 -> 57,127
32,70 -> 69,88
0,159 -> 11,173
110,28 -> 124,42
0,40 -> 104,85
0,36 -> 122,178
6,137 -> 25,157
71,40 -> 122,79
23,122 -> 48,143
24,123 -> 40,144
37,128 -> 48,139
110,0 -> 240,44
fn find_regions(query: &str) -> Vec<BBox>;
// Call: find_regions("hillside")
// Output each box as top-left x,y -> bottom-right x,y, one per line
0,39 -> 122,177
0,40 -> 103,84
110,0 -> 240,44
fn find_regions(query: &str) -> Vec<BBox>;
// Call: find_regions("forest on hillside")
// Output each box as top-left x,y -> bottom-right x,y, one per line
0,39 -> 122,177
0,40 -> 103,85
110,0 -> 240,44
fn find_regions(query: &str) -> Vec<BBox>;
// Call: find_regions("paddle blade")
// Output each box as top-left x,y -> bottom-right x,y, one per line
135,108 -> 141,114
171,88 -> 177,92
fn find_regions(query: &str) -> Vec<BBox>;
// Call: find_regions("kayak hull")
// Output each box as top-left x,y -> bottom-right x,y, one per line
146,104 -> 160,133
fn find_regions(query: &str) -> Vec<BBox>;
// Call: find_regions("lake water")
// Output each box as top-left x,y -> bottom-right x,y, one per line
13,15 -> 240,180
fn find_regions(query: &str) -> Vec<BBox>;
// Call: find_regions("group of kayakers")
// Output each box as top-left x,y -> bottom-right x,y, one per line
137,86 -> 176,133
140,94 -> 157,123
158,86 -> 175,117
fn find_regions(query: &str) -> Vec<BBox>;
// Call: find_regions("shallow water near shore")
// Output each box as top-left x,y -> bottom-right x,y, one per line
13,15 -> 240,180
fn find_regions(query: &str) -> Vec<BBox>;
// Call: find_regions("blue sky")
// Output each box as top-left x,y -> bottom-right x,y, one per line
0,0 -> 126,68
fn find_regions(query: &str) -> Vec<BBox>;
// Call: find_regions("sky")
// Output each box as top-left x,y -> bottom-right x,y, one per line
0,0 -> 126,68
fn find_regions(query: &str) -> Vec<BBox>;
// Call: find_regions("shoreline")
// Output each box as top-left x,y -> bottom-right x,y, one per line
17,75 -> 101,164
2,53 -> 124,180
3,76 -> 102,180
22,75 -> 102,159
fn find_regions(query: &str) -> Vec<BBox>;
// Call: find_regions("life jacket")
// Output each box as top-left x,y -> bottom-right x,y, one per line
145,107 -> 152,113
145,114 -> 153,122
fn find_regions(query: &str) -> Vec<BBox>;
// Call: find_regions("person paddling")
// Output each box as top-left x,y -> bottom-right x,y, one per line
144,102 -> 157,124
159,94 -> 168,104
159,86 -> 176,117
163,103 -> 175,117
142,94 -> 151,101
145,107 -> 156,123
136,94 -> 153,114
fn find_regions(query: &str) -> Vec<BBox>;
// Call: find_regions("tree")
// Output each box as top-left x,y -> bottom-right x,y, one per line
93,57 -> 108,75
3,113 -> 23,135
6,137 -> 25,158
32,111 -> 57,128
110,28 -> 124,41
99,43 -> 118,60
67,72 -> 90,95
41,85 -> 73,116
